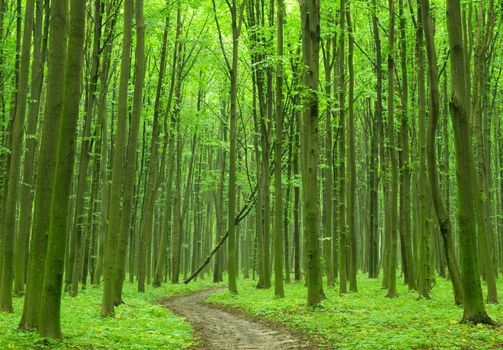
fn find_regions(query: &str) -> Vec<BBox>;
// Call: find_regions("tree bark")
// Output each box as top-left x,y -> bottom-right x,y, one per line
101,0 -> 133,317
419,0 -> 464,305
385,0 -> 398,299
38,0 -> 85,338
13,0 -> 45,297
273,0 -> 284,298
299,0 -> 321,306
0,0 -> 35,312
445,0 -> 494,325
346,1 -> 357,292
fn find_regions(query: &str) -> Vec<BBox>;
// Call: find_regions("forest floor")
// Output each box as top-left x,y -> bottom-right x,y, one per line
163,288 -> 318,349
207,274 -> 502,350
1,275 -> 501,349
0,279 -> 219,349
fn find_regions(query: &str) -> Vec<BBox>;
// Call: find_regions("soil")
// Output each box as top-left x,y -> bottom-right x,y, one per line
163,288 -> 321,350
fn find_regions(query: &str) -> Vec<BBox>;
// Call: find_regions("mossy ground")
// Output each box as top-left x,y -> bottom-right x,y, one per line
208,274 -> 502,349
2,274 -> 501,349
0,278 -> 219,349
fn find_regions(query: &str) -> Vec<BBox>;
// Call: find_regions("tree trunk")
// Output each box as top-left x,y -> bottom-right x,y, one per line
445,0 -> 494,325
38,0 -> 85,338
398,0 -> 415,290
369,0 -> 382,280
113,0 -> 144,303
471,0 -> 497,304
415,1 -> 432,299
299,0 -> 321,306
19,0 -> 65,329
273,0 -> 284,298
101,0 -> 133,317
322,34 -> 334,289
419,0 -> 464,305
93,1 -> 117,285
13,0 -> 44,297
337,0 -> 347,295
385,0 -> 398,299
0,0 -> 35,312
346,1 -> 357,292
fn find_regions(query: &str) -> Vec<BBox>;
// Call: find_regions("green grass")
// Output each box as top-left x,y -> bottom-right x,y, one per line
0,278 -> 219,349
208,274 -> 503,349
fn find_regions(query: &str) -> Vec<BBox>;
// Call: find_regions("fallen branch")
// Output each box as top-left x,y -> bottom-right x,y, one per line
184,187 -> 256,284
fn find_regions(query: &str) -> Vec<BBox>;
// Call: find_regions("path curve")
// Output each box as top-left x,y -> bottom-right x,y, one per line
163,289 -> 319,350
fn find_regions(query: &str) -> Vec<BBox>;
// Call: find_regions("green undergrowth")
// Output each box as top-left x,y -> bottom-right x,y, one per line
0,278 -> 219,349
208,274 -> 502,349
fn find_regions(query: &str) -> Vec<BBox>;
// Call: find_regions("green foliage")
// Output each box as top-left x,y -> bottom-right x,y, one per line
208,275 -> 502,349
0,280 -> 218,349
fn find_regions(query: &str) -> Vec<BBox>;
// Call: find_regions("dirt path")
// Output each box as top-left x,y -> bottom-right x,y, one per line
163,289 -> 320,350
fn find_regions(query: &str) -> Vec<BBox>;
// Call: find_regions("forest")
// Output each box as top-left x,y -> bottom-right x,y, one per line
0,0 -> 501,348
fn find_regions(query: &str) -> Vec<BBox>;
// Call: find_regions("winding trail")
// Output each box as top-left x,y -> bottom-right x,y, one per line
164,289 -> 319,350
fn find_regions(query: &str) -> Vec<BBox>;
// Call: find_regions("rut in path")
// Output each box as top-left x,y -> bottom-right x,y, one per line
163,289 -> 320,350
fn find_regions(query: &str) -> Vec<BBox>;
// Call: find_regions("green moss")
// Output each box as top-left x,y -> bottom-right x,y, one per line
0,279 -> 219,349
207,275 -> 502,349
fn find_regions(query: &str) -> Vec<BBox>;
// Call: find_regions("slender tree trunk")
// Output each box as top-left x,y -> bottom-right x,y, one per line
0,0 -> 35,312
101,0 -> 133,317
322,35 -> 334,289
19,0 -> 65,329
369,0 -> 382,280
13,0 -> 45,297
273,0 -> 284,298
398,0 -> 415,290
283,119 -> 293,283
346,1 -> 357,292
385,0 -> 398,299
471,0 -> 497,304
93,2 -> 117,285
293,113 -> 301,282
299,0 -> 321,306
227,0 -> 243,295
337,0 -> 347,295
114,0 -> 144,302
68,0 -> 103,296
213,125 -> 226,283
445,0 -> 494,325
139,16 -> 169,290
420,0 -> 464,305
153,7 -> 181,287
38,0 -> 85,338
415,1 -> 431,299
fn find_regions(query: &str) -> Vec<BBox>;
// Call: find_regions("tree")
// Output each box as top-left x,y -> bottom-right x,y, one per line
397,0 -> 415,290
471,0 -> 497,305
14,0 -> 45,297
0,0 -> 34,312
19,0 -> 67,330
419,0 -> 463,305
321,18 -> 335,290
67,0 -> 103,296
101,0 -> 133,317
114,0 -> 144,303
384,0 -> 398,299
414,0 -> 432,299
143,14 -> 168,289
38,0 -> 85,338
369,0 -> 382,280
299,0 -> 321,306
153,6 -> 182,288
212,0 -> 245,294
445,0 -> 494,325
273,0 -> 285,299
346,0 -> 357,293
337,0 -> 347,296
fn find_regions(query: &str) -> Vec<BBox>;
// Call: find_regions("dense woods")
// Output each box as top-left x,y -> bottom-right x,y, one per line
0,0 -> 501,347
